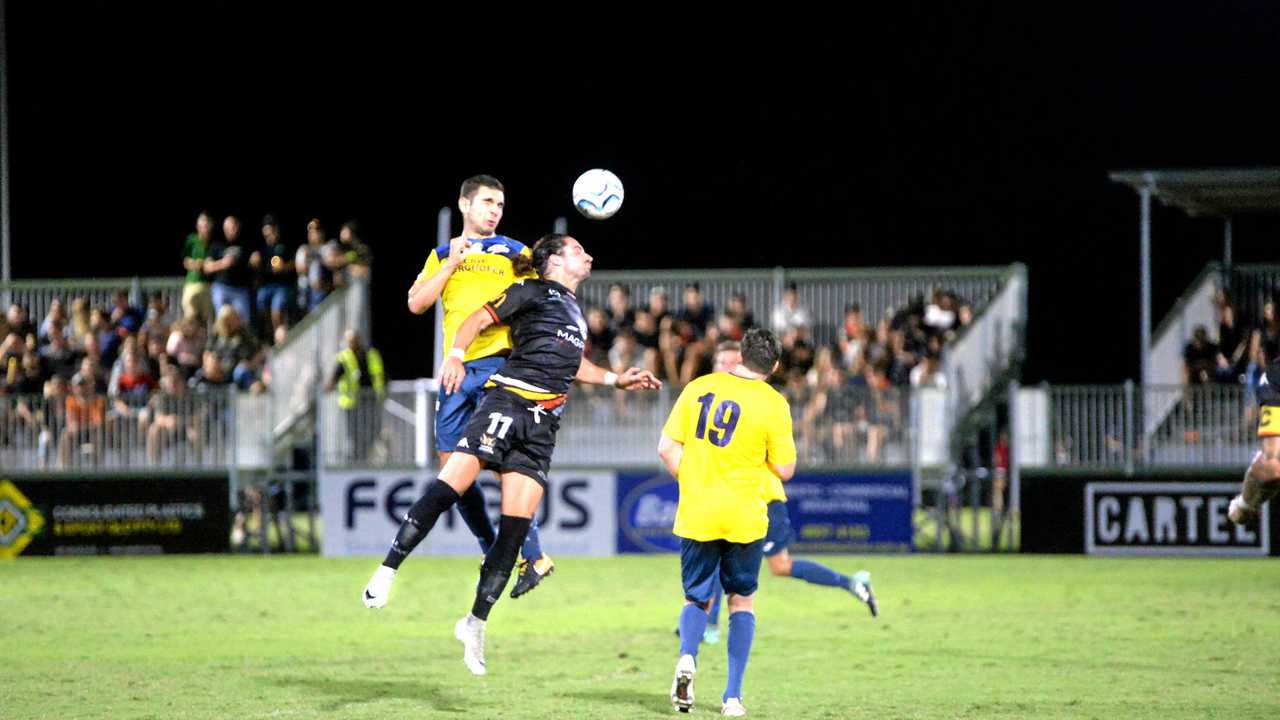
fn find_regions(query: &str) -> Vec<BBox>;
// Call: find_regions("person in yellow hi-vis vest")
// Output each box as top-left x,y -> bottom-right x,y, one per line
325,328 -> 385,463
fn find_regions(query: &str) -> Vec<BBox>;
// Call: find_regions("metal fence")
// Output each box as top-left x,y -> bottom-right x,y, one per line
578,266 -> 1009,348
1018,382 -> 1256,470
0,277 -> 185,334
319,382 -> 919,470
0,387 -> 235,471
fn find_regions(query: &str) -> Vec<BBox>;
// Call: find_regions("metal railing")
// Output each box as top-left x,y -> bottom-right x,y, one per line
578,266 -> 1009,348
1017,382 -> 1256,470
0,387 -> 234,471
942,263 -> 1026,421
0,277 -> 185,336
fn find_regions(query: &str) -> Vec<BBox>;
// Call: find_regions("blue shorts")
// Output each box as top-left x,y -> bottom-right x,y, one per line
256,283 -> 295,315
680,537 -> 765,603
763,500 -> 792,557
435,356 -> 507,452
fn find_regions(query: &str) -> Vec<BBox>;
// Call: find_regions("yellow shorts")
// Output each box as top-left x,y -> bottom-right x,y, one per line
1258,405 -> 1280,437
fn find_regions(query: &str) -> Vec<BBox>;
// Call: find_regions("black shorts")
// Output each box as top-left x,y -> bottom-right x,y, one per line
451,388 -> 561,487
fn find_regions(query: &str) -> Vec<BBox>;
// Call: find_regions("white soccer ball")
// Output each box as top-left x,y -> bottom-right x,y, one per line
572,169 -> 625,220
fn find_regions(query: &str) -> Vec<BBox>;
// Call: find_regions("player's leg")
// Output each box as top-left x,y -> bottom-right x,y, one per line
672,538 -> 720,713
1230,438 -> 1280,525
764,501 -> 878,616
362,452 -> 481,608
703,577 -> 723,644
456,469 -> 543,675
718,538 -> 766,715
437,363 -> 501,551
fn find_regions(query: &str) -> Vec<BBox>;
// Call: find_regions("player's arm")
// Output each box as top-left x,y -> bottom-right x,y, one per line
1242,436 -> 1280,506
658,434 -> 684,478
575,357 -> 662,391
437,307 -> 496,394
766,396 -> 799,482
408,238 -> 469,314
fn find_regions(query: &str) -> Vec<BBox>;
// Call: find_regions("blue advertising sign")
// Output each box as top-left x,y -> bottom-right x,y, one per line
615,471 -> 913,554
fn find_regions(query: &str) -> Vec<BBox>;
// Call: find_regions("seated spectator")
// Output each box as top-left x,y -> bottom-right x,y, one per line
0,331 -> 27,371
210,305 -> 260,390
38,298 -> 69,344
777,326 -> 815,382
109,290 -> 144,335
1261,299 -> 1280,361
606,283 -> 635,334
585,307 -> 614,368
633,309 -> 659,352
770,282 -> 810,335
646,286 -> 671,327
726,292 -> 755,332
837,304 -> 867,371
5,350 -> 47,396
608,331 -> 643,376
924,289 -> 958,335
6,303 -> 35,340
72,356 -> 108,395
1183,324 -> 1228,385
39,322 -> 78,380
678,283 -> 715,338
143,333 -> 171,379
657,314 -> 684,384
715,312 -> 744,342
190,350 -> 234,392
35,375 -> 69,468
139,292 -> 172,349
167,317 -> 207,379
68,297 -> 93,350
147,368 -> 200,463
91,308 -> 121,366
61,373 -> 106,468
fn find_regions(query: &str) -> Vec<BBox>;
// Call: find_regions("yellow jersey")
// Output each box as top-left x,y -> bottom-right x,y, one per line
417,235 -> 534,362
662,371 -> 797,543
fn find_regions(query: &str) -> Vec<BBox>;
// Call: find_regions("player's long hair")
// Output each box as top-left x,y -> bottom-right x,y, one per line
511,233 -> 569,278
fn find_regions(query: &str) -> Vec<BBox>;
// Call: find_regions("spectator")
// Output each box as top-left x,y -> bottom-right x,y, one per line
585,307 -> 614,368
0,331 -> 26,371
1260,299 -> 1280,362
770,281 -> 810,334
1217,302 -> 1248,375
166,317 -> 207,379
61,372 -> 106,468
139,292 -> 172,350
298,218 -> 336,311
677,283 -> 715,338
205,215 -> 254,331
646,286 -> 671,328
181,211 -> 216,325
606,283 -> 635,334
777,326 -> 815,381
38,298 -> 69,344
73,356 -> 108,395
715,312 -> 744,342
324,329 -> 385,463
5,350 -> 46,396
210,305 -> 260,390
1183,324 -> 1227,385
608,331 -> 642,375
992,429 -> 1010,518
39,322 -> 78,380
725,291 -> 755,332
330,220 -> 372,285
837,304 -> 867,371
68,297 -> 92,350
190,350 -> 234,393
909,349 -> 947,389
35,375 -> 69,468
110,290 -> 144,335
90,309 -> 120,366
147,368 -> 199,463
251,214 -> 296,340
924,289 -> 958,335
5,304 -> 34,340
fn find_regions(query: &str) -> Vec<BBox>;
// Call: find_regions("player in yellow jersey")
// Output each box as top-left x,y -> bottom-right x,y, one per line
658,328 -> 794,716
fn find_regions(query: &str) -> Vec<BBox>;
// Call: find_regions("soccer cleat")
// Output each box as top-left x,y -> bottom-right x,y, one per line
670,653 -> 696,713
510,554 -> 555,598
454,615 -> 487,676
721,698 -> 747,716
852,570 -> 879,618
362,565 -> 396,609
703,625 -> 721,645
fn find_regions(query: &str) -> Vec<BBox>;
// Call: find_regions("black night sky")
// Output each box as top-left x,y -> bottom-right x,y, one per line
5,3 -> 1280,382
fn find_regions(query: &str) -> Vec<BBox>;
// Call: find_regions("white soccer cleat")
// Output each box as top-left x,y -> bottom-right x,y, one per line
362,565 -> 396,609
670,653 -> 696,713
454,615 -> 487,676
721,697 -> 747,716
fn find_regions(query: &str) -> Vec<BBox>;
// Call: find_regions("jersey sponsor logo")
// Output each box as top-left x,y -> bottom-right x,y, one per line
479,434 -> 497,454
556,328 -> 586,349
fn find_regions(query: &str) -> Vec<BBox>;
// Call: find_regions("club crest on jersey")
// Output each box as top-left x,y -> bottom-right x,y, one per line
486,244 -> 510,254
548,289 -> 561,298
479,434 -> 496,454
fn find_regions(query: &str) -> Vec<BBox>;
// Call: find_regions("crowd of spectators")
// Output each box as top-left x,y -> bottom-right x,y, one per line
579,281 -> 973,463
1181,290 -> 1279,433
0,212 -> 372,468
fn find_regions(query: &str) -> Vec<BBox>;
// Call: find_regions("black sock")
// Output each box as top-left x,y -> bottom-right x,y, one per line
455,481 -> 497,552
382,480 -> 460,569
471,515 -> 532,620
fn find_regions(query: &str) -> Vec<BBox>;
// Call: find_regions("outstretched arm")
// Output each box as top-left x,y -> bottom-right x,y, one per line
576,357 -> 662,390
438,306 -> 495,394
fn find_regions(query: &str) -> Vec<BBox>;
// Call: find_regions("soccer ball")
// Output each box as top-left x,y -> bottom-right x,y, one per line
572,169 -> 625,220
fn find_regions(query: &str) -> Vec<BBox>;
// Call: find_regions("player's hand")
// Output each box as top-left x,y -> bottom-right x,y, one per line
616,367 -> 662,391
445,237 -> 471,269
440,356 -> 465,394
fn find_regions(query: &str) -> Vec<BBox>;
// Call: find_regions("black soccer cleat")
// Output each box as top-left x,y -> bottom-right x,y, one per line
510,554 -> 555,598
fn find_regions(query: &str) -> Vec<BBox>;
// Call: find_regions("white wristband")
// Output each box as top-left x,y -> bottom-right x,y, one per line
603,371 -> 619,387
449,347 -> 466,361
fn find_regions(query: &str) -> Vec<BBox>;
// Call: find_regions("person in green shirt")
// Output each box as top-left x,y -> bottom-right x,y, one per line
181,212 -> 215,325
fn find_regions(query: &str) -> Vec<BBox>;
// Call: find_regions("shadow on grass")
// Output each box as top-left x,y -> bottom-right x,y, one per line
557,688 -> 671,716
274,676 -> 466,713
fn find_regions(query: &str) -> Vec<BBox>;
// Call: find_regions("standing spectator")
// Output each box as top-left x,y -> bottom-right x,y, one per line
771,282 -> 810,335
205,215 -> 254,331
1217,302 -> 1248,375
924,289 -> 958,335
251,214 -> 296,340
297,218 -> 335,311
677,283 -> 715,338
324,329 -> 385,463
1183,325 -> 1227,385
181,211 -> 216,324
36,376 -> 69,468
909,349 -> 947,389
330,220 -> 373,285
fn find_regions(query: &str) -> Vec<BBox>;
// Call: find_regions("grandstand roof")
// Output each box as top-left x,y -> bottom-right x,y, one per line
1109,168 -> 1280,217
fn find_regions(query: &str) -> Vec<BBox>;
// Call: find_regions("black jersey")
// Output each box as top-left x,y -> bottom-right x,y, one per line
482,278 -> 587,398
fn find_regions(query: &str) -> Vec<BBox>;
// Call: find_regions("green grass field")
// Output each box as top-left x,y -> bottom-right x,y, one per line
3,554 -> 1278,719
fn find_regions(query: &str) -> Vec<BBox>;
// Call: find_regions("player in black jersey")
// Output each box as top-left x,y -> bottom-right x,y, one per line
365,234 -> 659,675
1229,361 -> 1280,527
